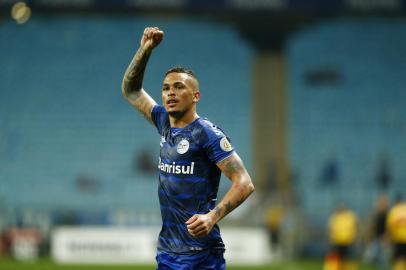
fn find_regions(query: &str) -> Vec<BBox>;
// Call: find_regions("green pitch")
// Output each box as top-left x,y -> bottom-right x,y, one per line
0,258 -> 377,270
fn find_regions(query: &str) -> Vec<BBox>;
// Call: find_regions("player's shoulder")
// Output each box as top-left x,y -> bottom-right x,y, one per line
152,105 -> 167,115
195,117 -> 227,139
151,105 -> 170,135
193,118 -> 234,153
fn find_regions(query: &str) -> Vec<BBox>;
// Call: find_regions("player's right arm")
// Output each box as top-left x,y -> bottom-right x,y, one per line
121,27 -> 164,123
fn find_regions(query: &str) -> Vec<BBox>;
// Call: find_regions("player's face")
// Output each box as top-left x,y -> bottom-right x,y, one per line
162,72 -> 200,118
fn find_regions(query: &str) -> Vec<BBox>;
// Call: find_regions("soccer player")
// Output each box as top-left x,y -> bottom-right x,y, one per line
364,195 -> 390,269
327,203 -> 359,270
121,27 -> 255,269
386,196 -> 406,270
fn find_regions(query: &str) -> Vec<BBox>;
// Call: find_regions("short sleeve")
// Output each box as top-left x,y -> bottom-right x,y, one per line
151,105 -> 169,135
202,124 -> 235,164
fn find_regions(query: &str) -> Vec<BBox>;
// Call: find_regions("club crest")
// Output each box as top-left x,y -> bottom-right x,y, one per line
177,139 -> 189,154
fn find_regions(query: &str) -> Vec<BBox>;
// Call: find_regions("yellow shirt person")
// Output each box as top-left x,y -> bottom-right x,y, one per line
387,202 -> 406,244
386,200 -> 406,270
325,206 -> 358,270
329,208 -> 358,246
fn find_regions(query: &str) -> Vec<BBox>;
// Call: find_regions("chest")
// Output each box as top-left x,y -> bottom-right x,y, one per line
160,129 -> 200,161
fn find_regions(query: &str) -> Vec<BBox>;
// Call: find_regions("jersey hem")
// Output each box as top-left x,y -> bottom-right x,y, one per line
157,246 -> 225,256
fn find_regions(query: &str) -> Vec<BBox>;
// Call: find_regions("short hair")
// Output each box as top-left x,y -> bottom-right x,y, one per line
165,66 -> 197,79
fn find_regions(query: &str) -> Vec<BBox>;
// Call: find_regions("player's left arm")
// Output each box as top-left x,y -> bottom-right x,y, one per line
186,153 -> 254,237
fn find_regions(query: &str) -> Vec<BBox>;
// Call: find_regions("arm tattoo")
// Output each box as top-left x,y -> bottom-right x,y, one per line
224,159 -> 245,176
136,97 -> 152,122
234,196 -> 247,208
213,198 -> 246,221
223,197 -> 247,216
213,155 -> 253,220
122,47 -> 151,95
224,201 -> 233,216
213,206 -> 222,218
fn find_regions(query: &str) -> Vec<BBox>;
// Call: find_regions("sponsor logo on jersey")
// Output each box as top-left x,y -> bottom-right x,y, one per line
158,158 -> 195,175
220,137 -> 233,152
176,138 -> 189,154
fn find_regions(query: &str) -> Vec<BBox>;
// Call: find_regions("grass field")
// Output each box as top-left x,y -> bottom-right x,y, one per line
0,258 -> 377,270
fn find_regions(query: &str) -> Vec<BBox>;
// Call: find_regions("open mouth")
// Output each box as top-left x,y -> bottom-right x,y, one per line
166,99 -> 178,108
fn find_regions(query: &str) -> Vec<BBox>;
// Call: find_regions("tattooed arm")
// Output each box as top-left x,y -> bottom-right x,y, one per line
212,153 -> 255,220
121,27 -> 163,123
186,153 -> 254,237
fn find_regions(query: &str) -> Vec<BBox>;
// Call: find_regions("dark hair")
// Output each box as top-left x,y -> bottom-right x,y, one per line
165,66 -> 197,79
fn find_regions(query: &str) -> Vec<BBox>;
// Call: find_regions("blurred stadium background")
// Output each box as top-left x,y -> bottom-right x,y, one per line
1,0 -> 406,269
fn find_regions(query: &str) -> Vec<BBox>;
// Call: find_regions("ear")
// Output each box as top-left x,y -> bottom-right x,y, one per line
193,90 -> 200,103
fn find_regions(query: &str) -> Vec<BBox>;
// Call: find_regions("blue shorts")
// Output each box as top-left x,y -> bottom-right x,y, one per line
156,249 -> 226,270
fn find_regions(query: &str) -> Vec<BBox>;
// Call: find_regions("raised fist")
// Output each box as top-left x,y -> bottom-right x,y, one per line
140,27 -> 164,51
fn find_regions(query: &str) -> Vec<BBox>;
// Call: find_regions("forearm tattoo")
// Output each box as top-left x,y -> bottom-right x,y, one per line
224,201 -> 234,215
213,195 -> 248,221
213,156 -> 251,220
122,47 -> 151,94
213,206 -> 222,219
213,184 -> 249,220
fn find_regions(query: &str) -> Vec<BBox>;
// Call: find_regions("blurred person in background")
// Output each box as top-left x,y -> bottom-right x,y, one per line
364,194 -> 390,269
265,204 -> 284,259
386,195 -> 406,270
375,158 -> 392,190
319,155 -> 340,187
121,27 -> 254,270
135,147 -> 156,175
325,203 -> 359,270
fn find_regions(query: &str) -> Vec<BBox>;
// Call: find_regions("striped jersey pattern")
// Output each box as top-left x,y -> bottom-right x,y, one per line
151,105 -> 234,254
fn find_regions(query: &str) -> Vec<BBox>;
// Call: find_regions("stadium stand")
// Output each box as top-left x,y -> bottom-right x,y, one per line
1,16 -> 405,240
287,18 -> 406,223
0,16 -> 252,226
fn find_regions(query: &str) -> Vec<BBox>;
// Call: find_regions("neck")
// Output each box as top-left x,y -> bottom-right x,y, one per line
169,110 -> 199,128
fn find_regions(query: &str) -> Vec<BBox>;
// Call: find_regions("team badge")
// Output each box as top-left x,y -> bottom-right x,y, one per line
177,139 -> 189,154
220,137 -> 232,152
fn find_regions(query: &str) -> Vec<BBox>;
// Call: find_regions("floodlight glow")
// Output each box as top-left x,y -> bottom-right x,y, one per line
11,2 -> 31,24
